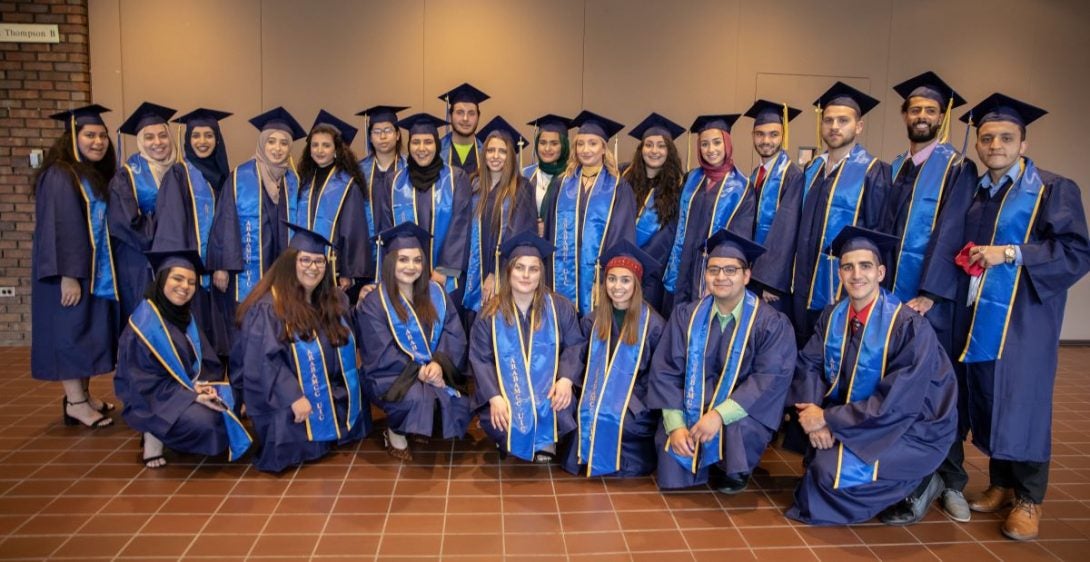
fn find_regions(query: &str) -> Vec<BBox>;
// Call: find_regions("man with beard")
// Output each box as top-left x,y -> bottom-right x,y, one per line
877,72 -> 979,525
437,82 -> 488,175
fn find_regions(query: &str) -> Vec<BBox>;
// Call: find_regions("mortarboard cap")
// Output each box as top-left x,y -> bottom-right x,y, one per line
704,229 -> 766,266
146,248 -> 206,276
312,109 -> 359,145
438,82 -> 490,106
628,112 -> 686,141
892,71 -> 966,110
172,108 -> 232,128
356,105 -> 409,127
377,222 -> 432,253
814,82 -> 880,117
571,110 -> 625,141
396,112 -> 448,137
527,114 -> 573,136
744,100 -> 802,127
598,239 -> 661,281
827,225 -> 899,263
118,102 -> 177,136
499,230 -> 555,262
249,107 -> 306,141
476,116 -> 529,153
285,221 -> 335,254
689,114 -> 741,134
959,93 -> 1047,128
50,104 -> 110,131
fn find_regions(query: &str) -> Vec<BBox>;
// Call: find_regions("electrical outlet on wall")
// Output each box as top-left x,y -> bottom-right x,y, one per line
0,287 -> 16,298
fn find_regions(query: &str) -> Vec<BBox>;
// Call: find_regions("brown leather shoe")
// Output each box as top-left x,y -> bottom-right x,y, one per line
1002,498 -> 1042,541
969,485 -> 1014,513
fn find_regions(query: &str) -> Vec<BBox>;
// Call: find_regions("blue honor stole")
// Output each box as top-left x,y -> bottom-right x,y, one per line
521,163 -> 538,180
664,169 -> 750,293
464,194 -> 510,312
668,291 -> 760,473
552,168 -> 618,315
289,324 -> 363,442
76,176 -> 118,300
492,295 -> 560,461
181,159 -> 216,289
804,144 -> 879,310
577,305 -> 651,476
960,159 -> 1044,363
123,153 -> 161,215
127,300 -> 252,461
391,166 -> 458,292
380,281 -> 447,365
889,144 -> 959,301
634,189 -> 660,248
232,159 -> 299,302
361,155 -> 405,265
302,166 -> 354,284
822,290 -> 901,488
751,150 -> 792,245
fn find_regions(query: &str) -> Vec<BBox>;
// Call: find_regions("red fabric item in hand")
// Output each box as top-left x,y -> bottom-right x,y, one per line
956,242 -> 985,276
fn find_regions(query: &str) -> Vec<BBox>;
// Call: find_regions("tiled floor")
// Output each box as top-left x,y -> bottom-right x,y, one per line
1,346 -> 1089,561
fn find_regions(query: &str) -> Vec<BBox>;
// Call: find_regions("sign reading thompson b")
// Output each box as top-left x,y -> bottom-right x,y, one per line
0,24 -> 60,43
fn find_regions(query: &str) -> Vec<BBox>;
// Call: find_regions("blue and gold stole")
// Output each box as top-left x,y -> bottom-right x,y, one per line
128,300 -> 252,460
492,295 -> 560,461
822,290 -> 901,488
302,166 -> 354,284
889,144 -> 958,301
663,168 -> 750,293
380,281 -> 447,364
803,143 -> 879,310
233,159 -> 300,302
180,159 -> 216,289
289,322 -> 363,442
440,133 -> 481,170
360,155 -> 406,265
634,188 -> 660,248
391,165 -> 458,293
521,163 -> 539,180
668,291 -> 760,473
750,150 -> 792,245
552,168 -> 618,315
960,158 -> 1044,363
577,304 -> 651,476
123,153 -> 160,215
464,191 -> 510,312
75,175 -> 118,300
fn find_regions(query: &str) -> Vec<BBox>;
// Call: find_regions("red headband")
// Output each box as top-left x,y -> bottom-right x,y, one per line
605,256 -> 643,280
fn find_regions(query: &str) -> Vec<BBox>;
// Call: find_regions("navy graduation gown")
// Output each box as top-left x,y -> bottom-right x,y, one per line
359,155 -> 406,279
31,166 -> 119,380
353,287 -> 470,439
635,188 -> 679,316
787,302 -> 957,526
298,166 -> 372,281
440,133 -> 481,176
645,295 -> 796,489
114,307 -> 228,456
748,158 -> 805,320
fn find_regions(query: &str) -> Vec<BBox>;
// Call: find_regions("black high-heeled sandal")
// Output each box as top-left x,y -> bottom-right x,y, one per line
62,397 -> 112,429
81,380 -> 116,414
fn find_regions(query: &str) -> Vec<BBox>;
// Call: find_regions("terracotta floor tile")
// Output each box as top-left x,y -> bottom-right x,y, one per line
561,511 -> 621,532
795,524 -> 863,547
563,531 -> 628,555
216,496 -> 280,514
624,529 -> 688,552
441,532 -> 504,556
981,541 -> 1061,561
751,546 -> 818,561
184,533 -> 258,557
332,495 -> 391,514
671,508 -> 734,529
503,512 -> 562,533
262,513 -> 327,533
119,534 -> 194,558
249,533 -> 319,557
0,534 -> 68,559
140,513 -> 212,534
731,507 -> 792,527
446,511 -> 502,533
312,533 -> 381,556
504,532 -> 568,556
743,526 -> 806,548
927,542 -> 1000,561
851,524 -> 920,545
557,493 -> 615,512
50,534 -> 132,558
76,514 -> 148,535
376,533 -> 442,556
609,491 -> 669,511
502,495 -> 557,513
616,509 -> 678,531
201,513 -> 269,534
684,528 -> 747,549
870,545 -> 940,561
158,494 -> 223,514
273,494 -> 336,514
692,549 -> 757,562
630,552 -> 696,562
811,546 -> 879,561
323,513 -> 386,534
12,514 -> 87,535
385,513 -> 445,534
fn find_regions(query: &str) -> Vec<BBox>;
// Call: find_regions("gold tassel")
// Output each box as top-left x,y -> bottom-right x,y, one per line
70,114 -> 81,162
686,131 -> 692,170
782,103 -> 790,152
939,95 -> 954,144
815,106 -> 823,149
175,124 -> 184,164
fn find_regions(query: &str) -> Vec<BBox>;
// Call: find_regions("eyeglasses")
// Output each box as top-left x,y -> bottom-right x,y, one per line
371,127 -> 396,136
706,265 -> 743,277
298,256 -> 327,269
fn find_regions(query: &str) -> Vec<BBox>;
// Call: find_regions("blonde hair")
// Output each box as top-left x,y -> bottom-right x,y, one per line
561,134 -> 620,180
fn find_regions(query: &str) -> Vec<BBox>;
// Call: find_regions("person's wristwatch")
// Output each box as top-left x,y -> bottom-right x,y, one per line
1004,245 -> 1017,264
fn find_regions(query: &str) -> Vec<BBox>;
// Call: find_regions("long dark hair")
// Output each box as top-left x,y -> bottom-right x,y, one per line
33,125 -> 116,201
380,248 -> 439,332
475,133 -> 521,233
481,256 -> 549,332
622,137 -> 683,226
236,247 -> 349,346
592,272 -> 644,346
298,124 -> 369,198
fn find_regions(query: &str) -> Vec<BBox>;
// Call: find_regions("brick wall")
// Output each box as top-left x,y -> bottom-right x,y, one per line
0,0 -> 91,345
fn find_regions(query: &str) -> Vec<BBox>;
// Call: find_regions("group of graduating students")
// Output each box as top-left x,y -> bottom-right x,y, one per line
30,73 -> 1090,538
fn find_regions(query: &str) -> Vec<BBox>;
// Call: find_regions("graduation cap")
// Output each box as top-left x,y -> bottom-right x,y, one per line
248,106 -> 307,141
704,229 -> 766,266
284,221 -> 335,254
499,230 -> 555,262
356,105 -> 409,127
744,100 -> 802,127
814,82 -> 880,117
571,110 -> 625,141
118,102 -> 177,135
476,116 -> 528,153
527,114 -> 572,135
598,239 -> 660,281
50,104 -> 110,131
146,248 -> 206,276
827,226 -> 899,264
376,222 -> 431,253
958,93 -> 1047,128
689,114 -> 742,134
172,108 -> 232,128
312,109 -> 359,145
892,71 -> 966,110
628,112 -> 686,141
438,82 -> 490,106
396,112 -> 448,137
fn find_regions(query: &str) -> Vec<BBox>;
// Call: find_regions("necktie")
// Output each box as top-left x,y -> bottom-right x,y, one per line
851,318 -> 863,335
755,165 -> 767,196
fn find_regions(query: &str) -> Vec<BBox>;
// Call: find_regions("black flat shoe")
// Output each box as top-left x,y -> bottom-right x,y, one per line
63,397 -> 112,429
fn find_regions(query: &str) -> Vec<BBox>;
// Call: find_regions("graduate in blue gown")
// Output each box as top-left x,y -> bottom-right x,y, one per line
523,114 -> 572,234
174,107 -> 231,194
542,110 -> 638,316
32,104 -> 119,429
207,107 -> 306,346
353,223 -> 470,461
297,110 -> 371,296
788,227 -> 957,526
230,223 -> 368,473
562,240 -> 665,477
646,230 -> 795,492
946,95 -> 1090,540
621,113 -> 687,315
438,82 -> 488,175
115,250 -> 251,469
468,232 -> 587,463
357,105 -> 409,280
108,102 -> 180,325
665,114 -> 756,308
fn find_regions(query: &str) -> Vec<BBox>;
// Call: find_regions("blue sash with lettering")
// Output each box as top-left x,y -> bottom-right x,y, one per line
822,290 -> 901,488
552,168 -> 618,315
360,155 -> 405,266
289,324 -> 363,441
805,143 -> 878,310
76,176 -> 118,300
889,144 -> 958,301
961,158 -> 1044,363
181,159 -> 216,289
380,281 -> 447,364
464,192 -> 509,312
751,150 -> 792,245
669,291 -> 760,473
664,169 -> 749,292
128,300 -> 252,461
634,189 -> 660,248
391,165 -> 458,292
123,153 -> 160,215
577,305 -> 651,476
233,159 -> 299,302
492,295 -> 560,462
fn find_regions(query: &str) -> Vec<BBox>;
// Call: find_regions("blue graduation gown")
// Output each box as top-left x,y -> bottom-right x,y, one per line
353,287 -> 470,439
786,302 -> 957,525
359,155 -> 407,279
298,166 -> 372,281
31,166 -> 119,380
949,166 -> 1090,463
560,309 -> 664,477
114,305 -> 228,456
468,295 -> 586,448
748,157 -> 805,321
645,295 -> 796,489
635,186 -> 679,316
